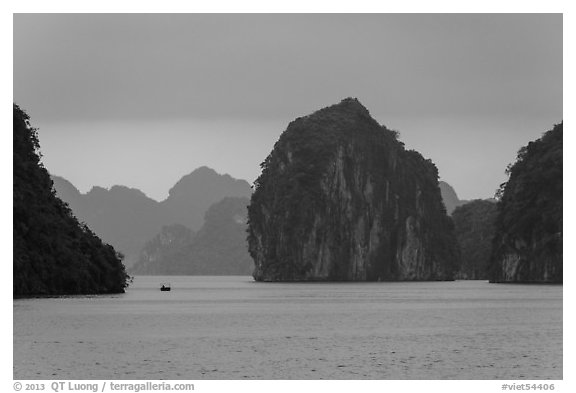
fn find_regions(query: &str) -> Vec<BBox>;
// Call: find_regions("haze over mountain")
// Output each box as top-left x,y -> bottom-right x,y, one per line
51,167 -> 252,266
131,197 -> 253,275
15,14 -> 562,204
129,224 -> 196,275
439,181 -> 467,215
160,166 -> 252,230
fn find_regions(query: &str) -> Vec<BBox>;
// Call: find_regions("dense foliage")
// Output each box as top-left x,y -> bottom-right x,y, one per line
13,104 -> 130,296
452,200 -> 497,279
131,197 -> 253,275
248,98 -> 459,281
488,123 -> 562,283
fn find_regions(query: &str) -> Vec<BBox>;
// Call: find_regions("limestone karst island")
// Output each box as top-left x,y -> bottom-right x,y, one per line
247,98 -> 562,283
13,104 -> 130,296
489,122 -> 562,283
248,98 -> 459,281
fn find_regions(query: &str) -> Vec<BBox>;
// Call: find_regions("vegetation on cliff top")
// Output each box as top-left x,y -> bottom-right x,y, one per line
488,122 -> 562,282
248,98 -> 459,281
13,104 -> 130,296
250,98 -> 440,243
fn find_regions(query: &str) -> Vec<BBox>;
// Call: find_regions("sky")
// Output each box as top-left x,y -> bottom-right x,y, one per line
13,13 -> 562,201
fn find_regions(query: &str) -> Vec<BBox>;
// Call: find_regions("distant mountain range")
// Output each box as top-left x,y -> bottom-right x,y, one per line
51,166 -> 252,267
161,166 -> 252,230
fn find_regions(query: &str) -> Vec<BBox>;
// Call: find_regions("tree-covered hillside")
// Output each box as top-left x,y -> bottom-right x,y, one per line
489,123 -> 562,283
13,104 -> 130,296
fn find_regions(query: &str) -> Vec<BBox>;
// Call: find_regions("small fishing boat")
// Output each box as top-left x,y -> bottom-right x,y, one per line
160,283 -> 171,291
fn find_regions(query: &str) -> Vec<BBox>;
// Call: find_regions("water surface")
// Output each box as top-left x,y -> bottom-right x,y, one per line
13,276 -> 562,379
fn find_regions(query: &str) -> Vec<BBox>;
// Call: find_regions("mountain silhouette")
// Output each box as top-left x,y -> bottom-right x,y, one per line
160,166 -> 252,230
14,104 -> 129,295
438,181 -> 467,215
248,98 -> 459,281
51,167 -> 252,266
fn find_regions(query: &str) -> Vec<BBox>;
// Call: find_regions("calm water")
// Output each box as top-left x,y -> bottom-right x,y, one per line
13,276 -> 562,380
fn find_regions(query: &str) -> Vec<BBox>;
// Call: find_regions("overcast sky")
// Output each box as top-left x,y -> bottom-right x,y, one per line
13,13 -> 562,201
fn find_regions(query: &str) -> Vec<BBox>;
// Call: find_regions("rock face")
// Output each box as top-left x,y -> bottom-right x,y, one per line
247,98 -> 459,281
489,123 -> 562,283
452,199 -> 497,280
13,104 -> 129,296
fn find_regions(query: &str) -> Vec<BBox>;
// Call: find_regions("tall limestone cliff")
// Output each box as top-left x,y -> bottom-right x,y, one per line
13,104 -> 129,296
489,123 -> 562,283
247,98 -> 459,281
160,166 -> 252,230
